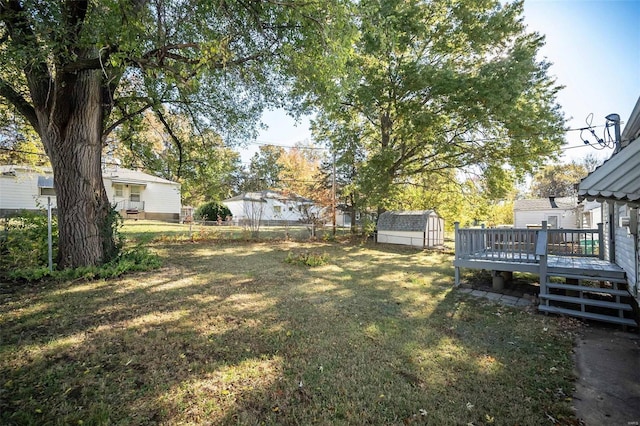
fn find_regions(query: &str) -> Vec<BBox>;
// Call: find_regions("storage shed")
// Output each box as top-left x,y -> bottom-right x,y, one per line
377,210 -> 444,248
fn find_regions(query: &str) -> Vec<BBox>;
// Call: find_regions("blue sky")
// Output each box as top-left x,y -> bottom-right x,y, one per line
524,0 -> 640,163
248,0 -> 640,165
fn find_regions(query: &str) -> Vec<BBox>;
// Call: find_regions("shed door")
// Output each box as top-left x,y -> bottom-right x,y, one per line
425,215 -> 443,247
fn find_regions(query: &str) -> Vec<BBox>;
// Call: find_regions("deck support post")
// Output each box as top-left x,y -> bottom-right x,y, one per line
492,270 -> 504,290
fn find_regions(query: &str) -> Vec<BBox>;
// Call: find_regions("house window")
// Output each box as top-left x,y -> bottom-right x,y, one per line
547,215 -> 559,229
130,186 -> 141,202
273,205 -> 282,214
114,184 -> 123,197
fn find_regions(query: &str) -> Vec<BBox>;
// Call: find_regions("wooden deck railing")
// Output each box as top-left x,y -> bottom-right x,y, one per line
455,225 -> 540,262
454,223 -> 604,261
547,225 -> 603,259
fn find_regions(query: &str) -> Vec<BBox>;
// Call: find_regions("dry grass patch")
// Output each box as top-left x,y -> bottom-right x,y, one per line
1,241 -> 579,425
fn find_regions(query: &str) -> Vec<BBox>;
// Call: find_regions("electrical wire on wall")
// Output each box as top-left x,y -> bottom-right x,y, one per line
579,113 -> 620,150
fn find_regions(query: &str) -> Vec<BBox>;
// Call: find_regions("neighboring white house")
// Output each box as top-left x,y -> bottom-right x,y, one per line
376,210 -> 444,248
513,197 -> 579,229
0,165 -> 181,221
578,95 -> 640,302
222,190 -> 321,225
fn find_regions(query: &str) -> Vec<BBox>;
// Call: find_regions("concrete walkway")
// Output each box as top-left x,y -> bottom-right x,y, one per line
572,327 -> 640,425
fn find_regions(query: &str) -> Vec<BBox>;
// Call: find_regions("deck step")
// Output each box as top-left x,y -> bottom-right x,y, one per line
546,271 -> 627,283
539,294 -> 633,311
545,282 -> 630,297
538,305 -> 637,327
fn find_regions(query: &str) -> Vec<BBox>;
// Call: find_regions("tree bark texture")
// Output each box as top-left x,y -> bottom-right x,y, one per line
36,70 -> 115,269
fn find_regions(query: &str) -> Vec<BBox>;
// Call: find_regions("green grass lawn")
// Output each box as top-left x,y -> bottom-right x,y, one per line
0,238 -> 579,425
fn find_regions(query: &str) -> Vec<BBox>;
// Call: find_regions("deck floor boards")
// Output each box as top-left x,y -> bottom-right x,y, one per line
455,252 -> 624,277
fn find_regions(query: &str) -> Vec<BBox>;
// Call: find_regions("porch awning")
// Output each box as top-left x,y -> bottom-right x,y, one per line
578,139 -> 640,205
110,178 -> 147,187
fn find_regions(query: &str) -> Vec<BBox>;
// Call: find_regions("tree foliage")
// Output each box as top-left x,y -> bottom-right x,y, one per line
240,145 -> 286,192
278,143 -> 331,205
112,110 -> 241,206
530,162 -> 588,198
0,104 -> 47,166
313,0 -> 565,214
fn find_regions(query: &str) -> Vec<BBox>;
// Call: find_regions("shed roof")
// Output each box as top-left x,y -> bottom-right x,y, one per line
513,197 -> 576,211
377,210 -> 439,232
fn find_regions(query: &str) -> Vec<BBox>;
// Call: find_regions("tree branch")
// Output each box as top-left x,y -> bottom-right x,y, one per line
0,77 -> 40,135
62,0 -> 88,47
102,102 -> 153,142
0,0 -> 52,110
154,108 -> 184,179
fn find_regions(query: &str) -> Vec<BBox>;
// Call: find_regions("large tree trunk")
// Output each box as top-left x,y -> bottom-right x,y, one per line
37,70 -> 116,269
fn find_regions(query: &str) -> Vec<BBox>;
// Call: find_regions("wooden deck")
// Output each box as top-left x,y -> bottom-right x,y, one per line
453,222 -> 637,327
454,222 -> 606,280
548,256 -> 624,275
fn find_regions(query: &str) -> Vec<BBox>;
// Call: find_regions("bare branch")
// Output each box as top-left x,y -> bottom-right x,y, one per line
102,102 -> 153,142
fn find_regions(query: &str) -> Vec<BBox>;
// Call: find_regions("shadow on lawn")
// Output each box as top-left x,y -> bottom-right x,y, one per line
0,241 -> 577,425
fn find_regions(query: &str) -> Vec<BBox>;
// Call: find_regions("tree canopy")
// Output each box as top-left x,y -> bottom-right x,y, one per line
312,0 -> 565,215
530,162 -> 588,198
0,0 -> 348,268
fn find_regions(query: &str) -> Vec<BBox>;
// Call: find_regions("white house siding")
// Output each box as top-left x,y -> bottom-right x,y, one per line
601,202 -> 612,262
223,200 -> 247,221
514,209 -> 577,229
637,226 -> 640,301
377,230 -> 426,248
1,166 -> 181,221
613,204 -> 638,296
135,182 -> 180,219
102,168 -> 181,221
223,191 -> 321,225
0,168 -> 57,214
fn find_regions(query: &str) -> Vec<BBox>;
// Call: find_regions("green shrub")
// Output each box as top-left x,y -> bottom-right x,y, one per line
284,251 -> 329,267
0,211 -> 58,272
0,210 -> 160,283
3,245 -> 161,283
195,202 -> 232,222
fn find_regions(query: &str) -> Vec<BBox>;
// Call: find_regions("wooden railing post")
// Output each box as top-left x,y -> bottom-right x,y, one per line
454,222 -> 460,286
536,221 -> 549,298
597,222 -> 604,260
